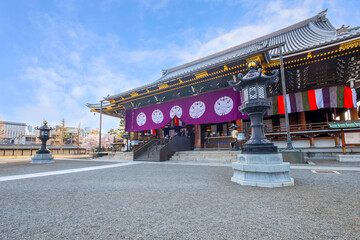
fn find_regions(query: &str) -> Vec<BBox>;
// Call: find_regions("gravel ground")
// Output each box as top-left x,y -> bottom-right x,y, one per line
0,161 -> 359,239
308,159 -> 360,167
0,160 -> 116,176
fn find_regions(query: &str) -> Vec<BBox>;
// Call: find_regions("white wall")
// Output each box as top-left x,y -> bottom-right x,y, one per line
1,122 -> 26,144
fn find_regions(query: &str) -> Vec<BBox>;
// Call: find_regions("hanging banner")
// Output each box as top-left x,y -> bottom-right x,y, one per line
268,86 -> 358,115
125,88 -> 245,132
126,85 -> 358,131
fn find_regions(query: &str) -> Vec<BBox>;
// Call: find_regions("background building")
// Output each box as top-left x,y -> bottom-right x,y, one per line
0,121 -> 27,144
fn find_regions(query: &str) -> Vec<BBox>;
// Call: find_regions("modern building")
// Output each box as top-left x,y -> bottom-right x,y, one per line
87,11 -> 360,158
0,121 -> 27,144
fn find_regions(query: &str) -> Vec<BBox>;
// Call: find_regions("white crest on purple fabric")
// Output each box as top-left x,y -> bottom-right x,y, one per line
214,96 -> 234,116
170,105 -> 183,119
189,101 -> 206,119
136,112 -> 147,126
152,109 -> 164,124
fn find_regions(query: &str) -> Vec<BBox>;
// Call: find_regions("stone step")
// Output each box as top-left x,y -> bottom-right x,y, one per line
169,151 -> 238,162
173,155 -> 238,158
173,152 -> 237,155
174,152 -> 238,154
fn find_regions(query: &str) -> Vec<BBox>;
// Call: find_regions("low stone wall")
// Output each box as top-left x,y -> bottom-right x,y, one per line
0,145 -> 86,157
337,154 -> 360,162
107,152 -> 134,160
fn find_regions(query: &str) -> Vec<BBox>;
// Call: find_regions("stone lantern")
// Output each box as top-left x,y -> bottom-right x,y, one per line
228,60 -> 294,188
31,121 -> 54,164
230,60 -> 278,153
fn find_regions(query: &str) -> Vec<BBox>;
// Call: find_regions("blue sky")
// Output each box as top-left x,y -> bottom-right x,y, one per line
0,0 -> 359,131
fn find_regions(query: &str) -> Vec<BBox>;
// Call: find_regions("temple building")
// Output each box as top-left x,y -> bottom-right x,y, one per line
87,11 -> 360,160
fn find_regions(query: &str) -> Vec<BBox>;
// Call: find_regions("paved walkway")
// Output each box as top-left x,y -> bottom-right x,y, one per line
0,158 -> 359,239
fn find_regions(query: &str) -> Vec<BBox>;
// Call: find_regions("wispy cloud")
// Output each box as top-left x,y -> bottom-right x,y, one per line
9,0 -> 358,131
174,0 -> 330,63
16,14 -> 142,129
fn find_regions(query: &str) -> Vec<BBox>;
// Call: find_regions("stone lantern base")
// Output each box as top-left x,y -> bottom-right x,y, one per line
231,153 -> 294,188
31,153 -> 54,164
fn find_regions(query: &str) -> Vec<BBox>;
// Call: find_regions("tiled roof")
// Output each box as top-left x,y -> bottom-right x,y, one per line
104,10 -> 360,101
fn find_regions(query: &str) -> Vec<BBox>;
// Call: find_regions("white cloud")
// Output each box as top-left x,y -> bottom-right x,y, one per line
174,0 -> 330,63
16,15 -> 142,130
13,0 -> 359,131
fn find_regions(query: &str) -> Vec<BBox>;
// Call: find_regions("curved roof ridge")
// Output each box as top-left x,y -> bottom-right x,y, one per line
308,21 -> 336,37
163,10 -> 330,74
99,10 -> 360,103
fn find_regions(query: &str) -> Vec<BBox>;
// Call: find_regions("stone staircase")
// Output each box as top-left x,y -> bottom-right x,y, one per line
169,151 -> 238,162
135,144 -> 166,161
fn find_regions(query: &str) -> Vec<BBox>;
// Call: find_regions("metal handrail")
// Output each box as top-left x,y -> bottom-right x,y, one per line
134,137 -> 156,153
147,137 -> 170,158
261,122 -> 330,134
204,142 -> 232,150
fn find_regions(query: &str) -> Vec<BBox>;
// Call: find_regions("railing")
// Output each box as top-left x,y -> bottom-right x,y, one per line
147,138 -> 170,158
133,138 -> 159,160
204,142 -> 232,150
159,136 -> 192,161
264,122 -> 329,134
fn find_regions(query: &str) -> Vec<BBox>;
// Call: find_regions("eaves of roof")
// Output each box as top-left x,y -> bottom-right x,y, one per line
102,10 -> 360,102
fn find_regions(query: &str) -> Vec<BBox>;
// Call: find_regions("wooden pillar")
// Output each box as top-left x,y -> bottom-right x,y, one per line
236,120 -> 243,133
298,111 -> 306,125
339,109 -> 346,121
194,124 -> 202,149
309,136 -> 315,148
140,131 -> 144,140
298,111 -> 306,131
341,130 -> 346,153
334,134 -> 340,147
156,129 -> 162,138
236,119 -> 243,147
133,132 -> 138,140
350,108 -> 359,120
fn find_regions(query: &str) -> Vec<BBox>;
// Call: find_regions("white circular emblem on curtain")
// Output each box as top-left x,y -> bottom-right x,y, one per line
136,112 -> 147,126
170,105 -> 183,119
152,109 -> 164,124
214,96 -> 234,116
189,101 -> 206,119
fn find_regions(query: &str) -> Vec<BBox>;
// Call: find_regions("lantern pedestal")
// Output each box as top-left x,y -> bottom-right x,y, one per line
31,153 -> 54,164
228,61 -> 293,188
31,121 -> 54,164
231,153 -> 294,188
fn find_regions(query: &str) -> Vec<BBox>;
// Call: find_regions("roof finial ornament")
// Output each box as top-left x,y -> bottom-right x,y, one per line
336,24 -> 350,35
318,9 -> 328,19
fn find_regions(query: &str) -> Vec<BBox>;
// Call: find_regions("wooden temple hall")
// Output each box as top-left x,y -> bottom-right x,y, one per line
87,11 -> 360,161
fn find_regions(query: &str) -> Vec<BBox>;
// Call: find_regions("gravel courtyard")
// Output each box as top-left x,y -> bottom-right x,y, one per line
0,160 -> 359,239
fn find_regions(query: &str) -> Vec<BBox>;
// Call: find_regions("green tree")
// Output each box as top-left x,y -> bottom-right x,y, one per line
108,118 -> 126,138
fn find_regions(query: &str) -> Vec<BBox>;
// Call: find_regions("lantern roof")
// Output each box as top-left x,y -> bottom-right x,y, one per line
36,121 -> 53,131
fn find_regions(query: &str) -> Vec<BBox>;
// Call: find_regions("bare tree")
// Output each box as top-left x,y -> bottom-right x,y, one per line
74,122 -> 81,147
0,121 -> 5,144
15,132 -> 25,159
53,118 -> 71,151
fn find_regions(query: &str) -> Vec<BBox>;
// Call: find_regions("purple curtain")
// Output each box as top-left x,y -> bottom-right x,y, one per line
125,88 -> 245,132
